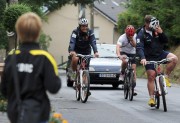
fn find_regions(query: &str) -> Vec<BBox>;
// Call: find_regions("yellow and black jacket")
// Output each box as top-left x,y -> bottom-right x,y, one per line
0,42 -> 61,122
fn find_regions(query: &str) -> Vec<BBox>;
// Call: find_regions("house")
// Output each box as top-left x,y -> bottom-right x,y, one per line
42,0 -> 127,64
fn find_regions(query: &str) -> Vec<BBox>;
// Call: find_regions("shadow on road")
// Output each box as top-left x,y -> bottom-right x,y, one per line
90,86 -> 123,91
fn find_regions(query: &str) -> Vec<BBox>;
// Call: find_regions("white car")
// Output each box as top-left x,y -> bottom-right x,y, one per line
66,44 -> 123,88
89,44 -> 122,88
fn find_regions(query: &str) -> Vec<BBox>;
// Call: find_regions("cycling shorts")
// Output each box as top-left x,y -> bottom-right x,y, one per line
145,51 -> 169,70
120,52 -> 136,64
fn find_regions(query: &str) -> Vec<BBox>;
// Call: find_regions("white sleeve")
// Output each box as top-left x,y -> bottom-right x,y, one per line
117,35 -> 123,46
133,33 -> 137,42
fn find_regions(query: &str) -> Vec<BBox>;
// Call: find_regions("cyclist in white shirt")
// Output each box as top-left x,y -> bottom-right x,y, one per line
116,25 -> 137,95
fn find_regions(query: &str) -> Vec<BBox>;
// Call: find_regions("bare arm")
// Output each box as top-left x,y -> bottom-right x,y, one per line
116,44 -> 121,57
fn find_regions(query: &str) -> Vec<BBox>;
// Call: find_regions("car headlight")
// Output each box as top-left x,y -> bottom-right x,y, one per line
89,66 -> 95,71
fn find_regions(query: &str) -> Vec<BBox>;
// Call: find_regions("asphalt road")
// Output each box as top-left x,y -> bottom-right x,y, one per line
49,72 -> 180,123
1,71 -> 179,123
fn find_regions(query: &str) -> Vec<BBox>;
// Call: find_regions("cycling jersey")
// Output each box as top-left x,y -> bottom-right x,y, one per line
0,42 -> 61,122
68,27 -> 98,55
117,33 -> 137,54
136,27 -> 168,60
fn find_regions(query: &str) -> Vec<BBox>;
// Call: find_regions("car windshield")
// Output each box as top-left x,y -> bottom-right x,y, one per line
92,44 -> 117,57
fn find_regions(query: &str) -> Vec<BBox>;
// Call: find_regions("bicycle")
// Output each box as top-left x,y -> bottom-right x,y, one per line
74,54 -> 93,103
146,58 -> 171,112
123,56 -> 139,101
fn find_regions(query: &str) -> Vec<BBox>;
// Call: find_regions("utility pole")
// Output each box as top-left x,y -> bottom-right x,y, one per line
90,3 -> 94,30
79,4 -> 85,19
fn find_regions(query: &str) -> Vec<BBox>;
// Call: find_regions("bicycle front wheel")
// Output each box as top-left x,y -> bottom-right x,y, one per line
124,74 -> 128,99
154,79 -> 160,109
80,70 -> 90,103
128,71 -> 134,101
159,76 -> 167,112
75,72 -> 80,101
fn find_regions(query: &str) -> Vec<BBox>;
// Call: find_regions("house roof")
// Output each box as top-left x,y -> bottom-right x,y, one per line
94,0 -> 127,25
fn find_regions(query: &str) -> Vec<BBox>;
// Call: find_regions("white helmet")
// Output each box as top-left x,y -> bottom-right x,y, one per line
79,18 -> 88,25
149,17 -> 159,30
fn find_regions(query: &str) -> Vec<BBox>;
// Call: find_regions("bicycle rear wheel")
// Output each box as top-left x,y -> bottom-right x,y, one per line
124,74 -> 129,99
154,80 -> 160,109
159,76 -> 167,112
80,70 -> 90,103
75,73 -> 80,101
128,71 -> 134,101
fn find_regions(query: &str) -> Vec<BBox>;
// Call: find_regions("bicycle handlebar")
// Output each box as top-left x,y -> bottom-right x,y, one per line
76,54 -> 94,58
125,56 -> 140,60
146,58 -> 171,65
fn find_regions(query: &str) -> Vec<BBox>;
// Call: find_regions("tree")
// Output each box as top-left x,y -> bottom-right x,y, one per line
1,0 -> 100,52
3,4 -> 31,32
117,0 -> 180,46
39,32 -> 52,51
18,0 -> 99,11
0,0 -> 8,50
0,0 -> 6,22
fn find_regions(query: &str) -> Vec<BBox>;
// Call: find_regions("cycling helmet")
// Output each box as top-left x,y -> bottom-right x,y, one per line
125,25 -> 135,37
79,18 -> 88,25
149,17 -> 159,30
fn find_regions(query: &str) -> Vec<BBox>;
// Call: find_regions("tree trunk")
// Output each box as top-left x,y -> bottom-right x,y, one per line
7,0 -> 18,52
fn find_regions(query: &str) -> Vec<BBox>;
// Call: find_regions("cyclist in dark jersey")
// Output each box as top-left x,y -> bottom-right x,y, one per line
68,18 -> 99,72
136,15 -> 178,106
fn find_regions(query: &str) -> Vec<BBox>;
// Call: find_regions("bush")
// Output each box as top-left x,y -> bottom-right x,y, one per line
0,24 -> 8,49
0,0 -> 6,23
3,4 -> 31,32
39,32 -> 52,51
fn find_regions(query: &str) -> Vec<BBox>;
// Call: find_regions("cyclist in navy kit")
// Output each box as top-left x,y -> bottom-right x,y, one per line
136,15 -> 178,106
68,18 -> 99,91
68,18 -> 99,72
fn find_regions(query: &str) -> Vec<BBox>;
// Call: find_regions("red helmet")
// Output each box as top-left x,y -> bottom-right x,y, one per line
125,25 -> 135,37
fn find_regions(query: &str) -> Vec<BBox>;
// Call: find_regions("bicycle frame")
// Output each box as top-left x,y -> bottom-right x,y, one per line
126,57 -> 134,75
77,54 -> 92,87
123,56 -> 138,101
147,59 -> 170,96
75,54 -> 93,103
155,65 -> 167,95
146,58 -> 171,112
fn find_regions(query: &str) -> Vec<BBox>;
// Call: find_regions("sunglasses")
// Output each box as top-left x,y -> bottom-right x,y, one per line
81,25 -> 88,27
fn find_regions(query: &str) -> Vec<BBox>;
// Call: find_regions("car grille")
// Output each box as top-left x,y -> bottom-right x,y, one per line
89,65 -> 120,72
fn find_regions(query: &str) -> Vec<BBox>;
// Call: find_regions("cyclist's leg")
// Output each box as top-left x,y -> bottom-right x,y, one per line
145,64 -> 156,106
120,52 -> 128,73
70,51 -> 79,84
165,52 -> 178,76
146,70 -> 156,97
159,51 -> 178,87
119,52 -> 128,81
71,52 -> 79,71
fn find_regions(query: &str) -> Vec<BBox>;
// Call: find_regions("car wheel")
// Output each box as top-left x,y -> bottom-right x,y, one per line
112,83 -> 119,88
